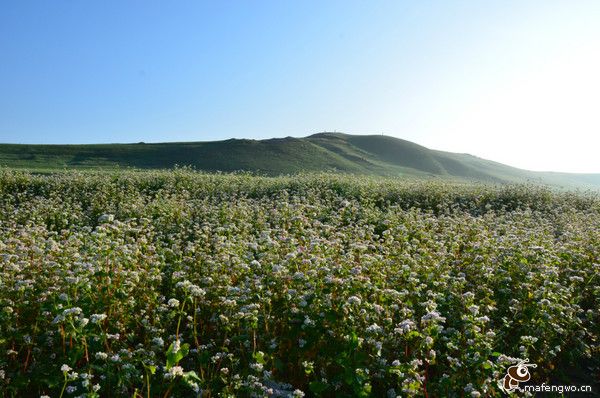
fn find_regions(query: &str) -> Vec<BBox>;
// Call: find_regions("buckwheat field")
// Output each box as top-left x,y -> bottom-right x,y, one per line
0,169 -> 598,397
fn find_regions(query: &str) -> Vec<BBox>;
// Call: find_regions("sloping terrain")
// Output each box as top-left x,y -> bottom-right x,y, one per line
0,132 -> 598,189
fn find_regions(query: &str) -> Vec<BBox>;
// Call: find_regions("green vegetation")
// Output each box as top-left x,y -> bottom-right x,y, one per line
0,169 -> 598,397
1,133 -> 599,189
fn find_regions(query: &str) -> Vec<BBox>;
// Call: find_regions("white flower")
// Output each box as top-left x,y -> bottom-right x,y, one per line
467,305 -> 479,316
395,319 -> 415,335
250,362 -> 263,372
90,313 -> 107,324
63,307 -> 83,316
189,285 -> 206,297
98,214 -> 114,223
61,364 -> 72,373
293,271 -> 305,280
175,280 -> 206,298
173,339 -> 181,353
520,336 -> 538,345
462,292 -> 475,300
164,365 -> 184,379
168,298 -> 180,308
421,311 -> 446,324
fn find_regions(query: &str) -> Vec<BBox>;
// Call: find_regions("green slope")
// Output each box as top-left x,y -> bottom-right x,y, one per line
0,137 -> 366,174
1,132 -> 598,189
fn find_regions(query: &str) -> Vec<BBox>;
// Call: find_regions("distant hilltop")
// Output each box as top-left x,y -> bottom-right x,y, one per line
1,132 -> 599,190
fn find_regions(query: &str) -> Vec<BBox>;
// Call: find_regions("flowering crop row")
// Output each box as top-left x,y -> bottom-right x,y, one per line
0,169 -> 598,397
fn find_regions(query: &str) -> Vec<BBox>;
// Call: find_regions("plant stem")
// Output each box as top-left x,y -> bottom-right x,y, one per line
59,373 -> 68,398
175,299 -> 186,339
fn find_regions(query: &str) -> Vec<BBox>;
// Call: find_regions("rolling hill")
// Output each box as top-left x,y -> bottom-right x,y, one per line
1,132 -> 599,189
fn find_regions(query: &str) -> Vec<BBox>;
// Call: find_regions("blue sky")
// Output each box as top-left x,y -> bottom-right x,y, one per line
1,1 -> 599,172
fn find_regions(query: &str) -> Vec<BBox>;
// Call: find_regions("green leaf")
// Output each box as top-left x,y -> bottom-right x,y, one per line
361,383 -> 372,396
166,342 -> 190,370
309,381 -> 328,394
252,351 -> 267,365
183,370 -> 201,383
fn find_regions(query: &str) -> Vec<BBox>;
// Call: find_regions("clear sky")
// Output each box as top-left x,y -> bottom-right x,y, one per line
1,1 -> 599,173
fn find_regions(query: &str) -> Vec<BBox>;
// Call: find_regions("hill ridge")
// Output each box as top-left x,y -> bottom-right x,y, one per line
1,133 -> 599,189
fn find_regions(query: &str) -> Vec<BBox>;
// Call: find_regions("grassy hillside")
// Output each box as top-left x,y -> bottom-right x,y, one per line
1,132 -> 598,189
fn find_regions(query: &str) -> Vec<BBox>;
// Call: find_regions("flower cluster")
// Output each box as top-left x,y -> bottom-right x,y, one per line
0,169 -> 598,396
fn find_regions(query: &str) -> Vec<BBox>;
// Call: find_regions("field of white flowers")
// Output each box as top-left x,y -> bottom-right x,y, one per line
0,169 -> 598,397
